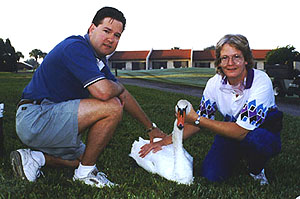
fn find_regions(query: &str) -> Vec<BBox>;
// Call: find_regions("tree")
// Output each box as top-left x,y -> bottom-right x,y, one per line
5,39 -> 17,72
29,49 -> 43,62
0,38 -> 17,72
266,45 -> 299,66
29,49 -> 47,69
0,39 -> 5,69
16,51 -> 24,62
40,52 -> 47,59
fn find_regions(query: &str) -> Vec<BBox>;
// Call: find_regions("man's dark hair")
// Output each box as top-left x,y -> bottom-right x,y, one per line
92,7 -> 126,31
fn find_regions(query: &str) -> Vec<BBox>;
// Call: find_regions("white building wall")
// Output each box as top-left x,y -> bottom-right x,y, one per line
125,62 -> 132,70
146,49 -> 152,70
256,61 -> 264,70
167,61 -> 174,69
188,60 -> 192,68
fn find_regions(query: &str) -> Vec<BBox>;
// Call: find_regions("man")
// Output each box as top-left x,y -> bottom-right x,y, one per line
10,7 -> 165,188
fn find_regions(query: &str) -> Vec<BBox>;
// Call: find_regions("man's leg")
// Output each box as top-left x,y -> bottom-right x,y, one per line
12,97 -> 123,184
71,97 -> 123,188
41,97 -> 123,167
77,97 -> 123,165
43,154 -> 82,168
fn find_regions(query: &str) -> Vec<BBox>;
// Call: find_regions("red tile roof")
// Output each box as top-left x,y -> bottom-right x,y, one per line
108,49 -> 271,61
109,51 -> 150,61
193,50 -> 215,61
252,50 -> 270,60
149,49 -> 191,60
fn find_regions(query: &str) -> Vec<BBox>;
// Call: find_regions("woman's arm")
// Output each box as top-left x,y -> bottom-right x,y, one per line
186,106 -> 249,140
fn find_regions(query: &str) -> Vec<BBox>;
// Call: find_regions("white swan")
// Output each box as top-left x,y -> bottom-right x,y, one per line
129,100 -> 194,185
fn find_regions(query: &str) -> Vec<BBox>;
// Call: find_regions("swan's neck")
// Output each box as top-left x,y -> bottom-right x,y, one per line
172,119 -> 189,182
172,119 -> 183,152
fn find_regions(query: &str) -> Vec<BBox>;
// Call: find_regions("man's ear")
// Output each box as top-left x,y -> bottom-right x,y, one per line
88,24 -> 96,34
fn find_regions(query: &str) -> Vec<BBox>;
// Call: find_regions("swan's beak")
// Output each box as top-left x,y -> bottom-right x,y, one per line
177,105 -> 187,130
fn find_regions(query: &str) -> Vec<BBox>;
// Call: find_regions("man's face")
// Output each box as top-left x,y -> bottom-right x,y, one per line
88,17 -> 123,58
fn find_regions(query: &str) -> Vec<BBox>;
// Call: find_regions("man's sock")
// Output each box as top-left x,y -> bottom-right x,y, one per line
75,162 -> 96,178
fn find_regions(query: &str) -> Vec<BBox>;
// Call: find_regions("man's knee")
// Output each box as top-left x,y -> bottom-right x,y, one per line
107,97 -> 123,120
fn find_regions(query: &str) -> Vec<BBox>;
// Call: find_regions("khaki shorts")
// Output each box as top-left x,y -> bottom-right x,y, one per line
16,99 -> 85,160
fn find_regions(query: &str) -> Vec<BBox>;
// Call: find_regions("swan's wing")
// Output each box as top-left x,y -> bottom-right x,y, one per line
129,137 -> 157,173
183,148 -> 193,163
129,137 -> 176,180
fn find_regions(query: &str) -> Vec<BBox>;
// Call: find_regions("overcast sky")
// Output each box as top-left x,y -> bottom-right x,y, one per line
1,0 -> 299,60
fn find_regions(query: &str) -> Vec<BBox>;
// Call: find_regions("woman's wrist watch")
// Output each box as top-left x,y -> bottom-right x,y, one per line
195,111 -> 201,125
146,123 -> 157,133
195,116 -> 201,125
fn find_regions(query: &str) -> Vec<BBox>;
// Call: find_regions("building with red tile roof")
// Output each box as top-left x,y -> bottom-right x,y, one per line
109,51 -> 150,70
148,49 -> 192,69
108,49 -> 271,70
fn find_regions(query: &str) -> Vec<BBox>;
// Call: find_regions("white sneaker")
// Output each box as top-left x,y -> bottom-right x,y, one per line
250,168 -> 269,185
10,149 -> 42,182
73,167 -> 116,188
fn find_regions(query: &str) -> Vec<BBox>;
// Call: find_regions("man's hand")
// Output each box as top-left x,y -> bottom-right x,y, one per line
148,128 -> 167,143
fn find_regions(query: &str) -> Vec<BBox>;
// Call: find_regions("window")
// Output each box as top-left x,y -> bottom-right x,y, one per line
112,62 -> 125,69
132,62 -> 146,70
174,61 -> 188,68
194,62 -> 210,68
152,61 -> 167,69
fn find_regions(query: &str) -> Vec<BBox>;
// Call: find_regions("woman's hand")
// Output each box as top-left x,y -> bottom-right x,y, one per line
185,105 -> 198,125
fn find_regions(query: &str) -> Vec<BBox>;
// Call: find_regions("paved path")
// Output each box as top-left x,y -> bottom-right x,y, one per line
119,78 -> 300,117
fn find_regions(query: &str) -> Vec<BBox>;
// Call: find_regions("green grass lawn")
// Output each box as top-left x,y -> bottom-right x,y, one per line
0,72 -> 299,198
117,67 -> 215,88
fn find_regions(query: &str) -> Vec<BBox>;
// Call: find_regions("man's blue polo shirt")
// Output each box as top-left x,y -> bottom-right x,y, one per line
22,34 -> 117,103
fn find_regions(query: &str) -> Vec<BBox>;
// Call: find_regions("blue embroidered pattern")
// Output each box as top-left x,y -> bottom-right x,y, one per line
197,96 -> 217,119
198,97 -> 268,128
239,99 -> 267,127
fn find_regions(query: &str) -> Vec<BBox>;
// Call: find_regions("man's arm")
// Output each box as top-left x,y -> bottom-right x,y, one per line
87,79 -> 125,101
118,87 -> 166,139
118,88 -> 152,129
88,79 -> 151,127
88,79 -> 165,140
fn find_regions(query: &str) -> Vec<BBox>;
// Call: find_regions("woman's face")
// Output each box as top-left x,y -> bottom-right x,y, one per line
219,44 -> 248,85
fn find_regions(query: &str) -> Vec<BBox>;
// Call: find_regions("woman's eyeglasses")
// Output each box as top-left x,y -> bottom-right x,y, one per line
220,54 -> 244,66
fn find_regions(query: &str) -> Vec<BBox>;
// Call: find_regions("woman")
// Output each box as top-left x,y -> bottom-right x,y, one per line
139,34 -> 282,185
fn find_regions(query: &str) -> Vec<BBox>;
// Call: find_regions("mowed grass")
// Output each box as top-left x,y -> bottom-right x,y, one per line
117,67 -> 215,88
0,71 -> 299,199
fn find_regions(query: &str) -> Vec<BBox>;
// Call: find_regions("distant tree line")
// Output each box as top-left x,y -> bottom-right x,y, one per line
0,38 -> 18,72
266,45 -> 300,67
0,37 -> 47,72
